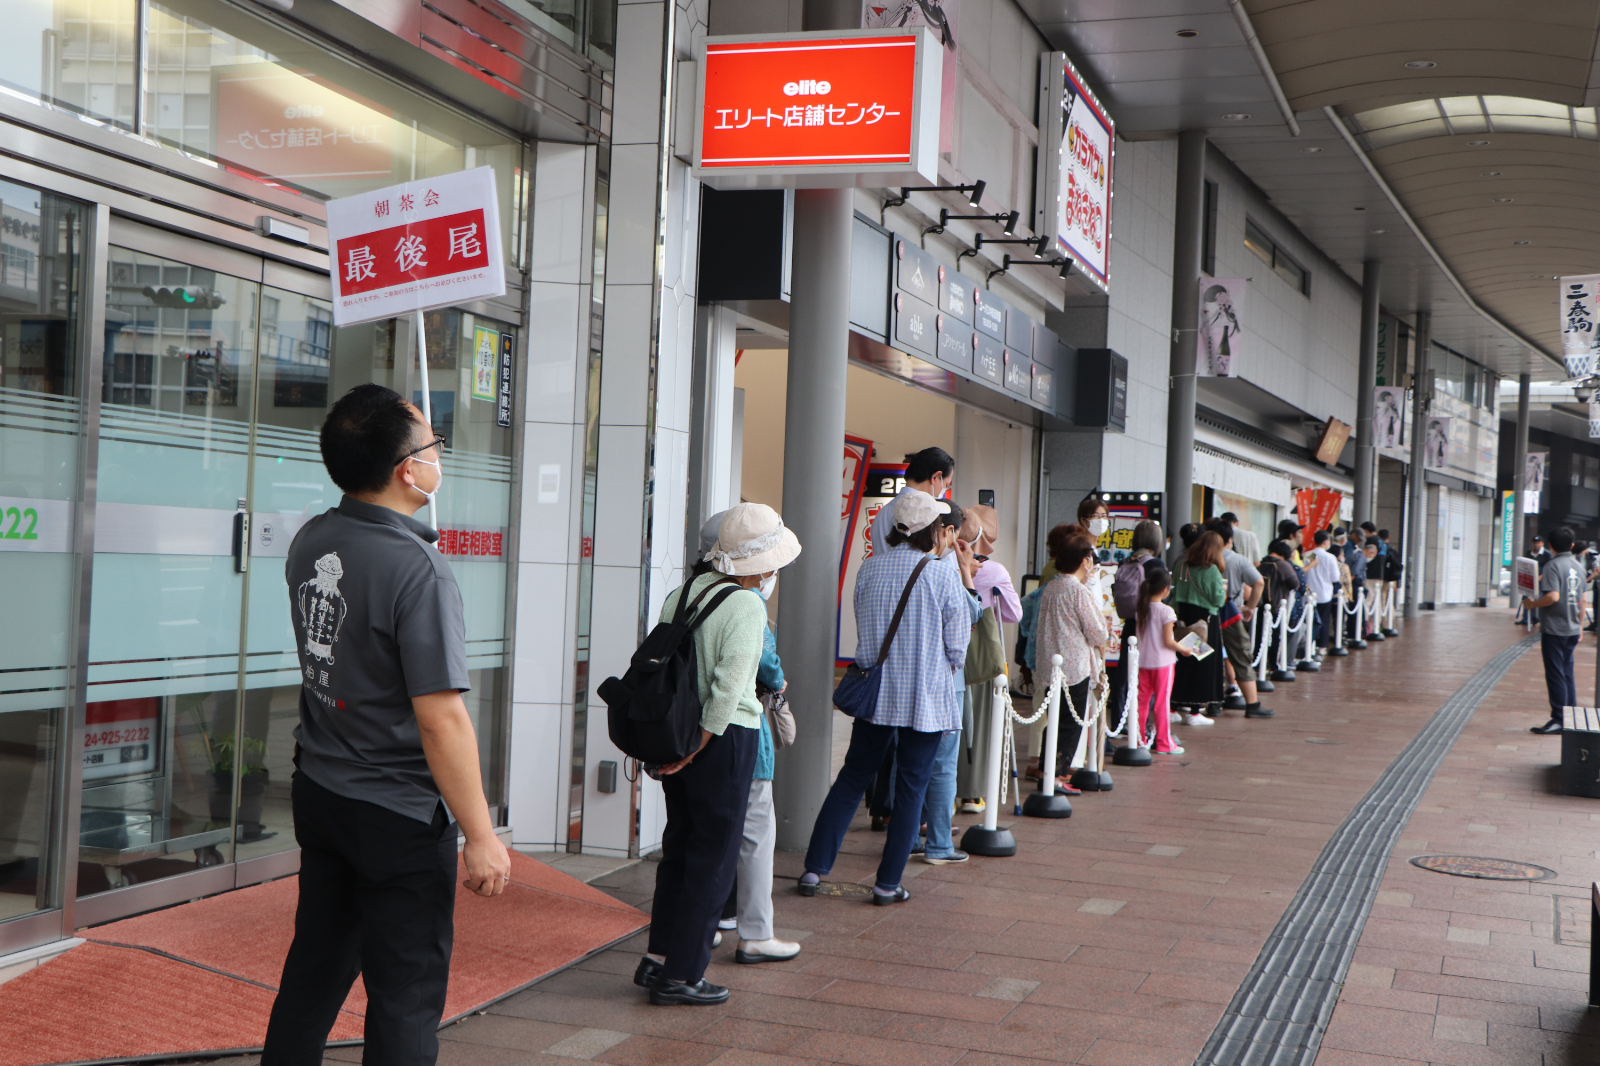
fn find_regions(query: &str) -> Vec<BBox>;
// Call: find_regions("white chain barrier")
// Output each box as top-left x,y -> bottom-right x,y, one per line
980,673 -> 1012,831
1250,602 -> 1273,674
1275,591 -> 1295,674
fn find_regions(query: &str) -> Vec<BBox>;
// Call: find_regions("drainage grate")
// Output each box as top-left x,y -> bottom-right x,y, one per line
808,881 -> 873,899
1195,633 -> 1536,1066
1409,855 -> 1555,881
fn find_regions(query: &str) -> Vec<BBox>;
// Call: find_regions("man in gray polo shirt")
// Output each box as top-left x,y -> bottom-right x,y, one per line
1525,526 -> 1587,736
1206,519 -> 1272,719
264,383 -> 510,1066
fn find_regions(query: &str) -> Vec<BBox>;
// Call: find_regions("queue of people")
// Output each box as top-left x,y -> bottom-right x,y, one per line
627,457 -> 1400,1009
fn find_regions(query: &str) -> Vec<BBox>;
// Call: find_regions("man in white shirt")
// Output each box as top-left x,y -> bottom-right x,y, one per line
1302,529 -> 1338,651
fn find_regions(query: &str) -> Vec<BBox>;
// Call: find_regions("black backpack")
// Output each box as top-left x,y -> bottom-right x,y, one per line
597,577 -> 744,765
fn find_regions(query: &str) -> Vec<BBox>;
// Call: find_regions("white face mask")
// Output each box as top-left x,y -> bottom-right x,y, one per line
1088,517 -> 1110,537
409,456 -> 443,503
757,573 -> 776,600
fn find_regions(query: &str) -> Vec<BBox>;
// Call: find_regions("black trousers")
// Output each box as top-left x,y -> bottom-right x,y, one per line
263,772 -> 457,1066
648,724 -> 758,983
1040,677 -> 1092,768
1541,632 -> 1579,721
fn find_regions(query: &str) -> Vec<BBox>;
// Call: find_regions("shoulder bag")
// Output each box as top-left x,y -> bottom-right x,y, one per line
964,604 -> 1006,685
833,556 -> 933,720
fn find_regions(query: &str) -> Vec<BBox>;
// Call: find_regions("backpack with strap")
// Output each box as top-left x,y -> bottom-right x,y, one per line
598,577 -> 744,765
1112,556 -> 1146,621
834,556 -> 933,720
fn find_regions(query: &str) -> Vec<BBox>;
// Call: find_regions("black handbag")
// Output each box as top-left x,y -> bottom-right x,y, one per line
833,556 -> 932,721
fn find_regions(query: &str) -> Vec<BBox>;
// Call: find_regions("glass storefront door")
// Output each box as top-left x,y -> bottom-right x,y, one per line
71,224 -> 515,911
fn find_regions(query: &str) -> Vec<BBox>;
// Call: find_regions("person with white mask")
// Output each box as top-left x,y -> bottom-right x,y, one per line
693,511 -> 802,967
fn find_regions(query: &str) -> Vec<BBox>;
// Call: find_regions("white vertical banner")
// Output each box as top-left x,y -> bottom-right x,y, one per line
1373,386 -> 1405,448
1423,415 -> 1452,469
1590,400 -> 1600,439
1523,451 -> 1545,513
1560,274 -> 1600,379
1197,279 -> 1245,377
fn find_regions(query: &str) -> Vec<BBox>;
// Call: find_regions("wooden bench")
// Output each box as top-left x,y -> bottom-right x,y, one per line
1560,707 -> 1600,798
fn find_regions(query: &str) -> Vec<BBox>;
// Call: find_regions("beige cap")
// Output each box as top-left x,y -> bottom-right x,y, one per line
704,503 -> 802,575
894,489 -> 951,536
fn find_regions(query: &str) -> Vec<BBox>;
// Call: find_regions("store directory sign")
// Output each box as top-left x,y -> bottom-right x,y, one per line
693,28 -> 941,188
325,166 -> 506,327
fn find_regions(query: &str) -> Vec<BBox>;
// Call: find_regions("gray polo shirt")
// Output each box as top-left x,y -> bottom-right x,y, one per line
1223,548 -> 1262,608
1539,552 -> 1586,638
287,496 -> 470,823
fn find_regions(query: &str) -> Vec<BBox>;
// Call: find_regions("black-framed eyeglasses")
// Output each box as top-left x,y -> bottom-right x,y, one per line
396,435 -> 447,464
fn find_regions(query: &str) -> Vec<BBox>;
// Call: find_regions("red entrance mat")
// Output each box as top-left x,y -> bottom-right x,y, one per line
0,852 -> 647,1065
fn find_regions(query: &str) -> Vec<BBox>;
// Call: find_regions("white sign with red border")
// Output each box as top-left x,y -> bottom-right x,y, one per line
325,167 -> 506,327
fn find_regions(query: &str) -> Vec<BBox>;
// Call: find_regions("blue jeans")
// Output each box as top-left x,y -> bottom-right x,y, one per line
804,720 -> 942,890
921,731 -> 960,858
1541,631 -> 1579,721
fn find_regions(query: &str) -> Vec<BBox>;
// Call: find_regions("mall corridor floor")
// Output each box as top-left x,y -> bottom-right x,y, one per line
300,610 -> 1600,1065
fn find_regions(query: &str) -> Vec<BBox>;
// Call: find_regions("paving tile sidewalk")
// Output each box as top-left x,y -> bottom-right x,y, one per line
206,609 -> 1600,1066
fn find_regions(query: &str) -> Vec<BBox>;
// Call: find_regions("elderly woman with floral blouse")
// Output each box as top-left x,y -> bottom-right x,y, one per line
1033,523 -> 1108,794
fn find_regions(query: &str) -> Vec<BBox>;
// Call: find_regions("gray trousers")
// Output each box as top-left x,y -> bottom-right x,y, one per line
956,680 -> 992,800
735,778 -> 775,943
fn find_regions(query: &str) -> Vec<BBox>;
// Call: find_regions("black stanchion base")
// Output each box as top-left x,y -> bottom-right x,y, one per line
1348,639 -> 1368,650
1327,646 -> 1349,657
1021,792 -> 1074,818
1071,768 -> 1114,792
1269,669 -> 1297,683
1296,659 -> 1321,672
1223,692 -> 1248,710
1382,628 -> 1399,637
1112,744 -> 1153,767
1256,679 -> 1276,693
960,824 -> 1019,855
1367,631 -> 1386,641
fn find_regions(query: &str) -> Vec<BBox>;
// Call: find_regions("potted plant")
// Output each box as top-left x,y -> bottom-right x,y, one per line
207,733 -> 269,830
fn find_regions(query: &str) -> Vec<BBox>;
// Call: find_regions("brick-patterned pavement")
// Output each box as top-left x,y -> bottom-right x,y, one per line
217,608 -> 1600,1066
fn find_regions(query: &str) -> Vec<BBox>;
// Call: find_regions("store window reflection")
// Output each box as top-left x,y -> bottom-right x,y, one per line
81,248 -> 258,895
0,179 -> 84,922
2,0 -> 139,129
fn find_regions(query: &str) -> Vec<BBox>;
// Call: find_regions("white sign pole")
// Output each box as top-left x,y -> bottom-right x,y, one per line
415,309 -> 437,530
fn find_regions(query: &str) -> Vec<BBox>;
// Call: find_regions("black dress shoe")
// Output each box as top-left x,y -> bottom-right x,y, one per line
633,955 -> 664,988
1530,719 -> 1563,735
871,886 -> 911,906
650,977 -> 730,1005
797,877 -> 818,897
1244,704 -> 1275,719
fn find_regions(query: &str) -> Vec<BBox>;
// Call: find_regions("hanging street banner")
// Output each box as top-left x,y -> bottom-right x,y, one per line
1294,487 -> 1342,534
1560,274 -> 1600,379
1374,386 -> 1404,448
1524,452 -> 1545,513
325,166 -> 506,327
693,28 -> 941,189
1197,278 -> 1246,377
1034,52 -> 1113,291
1423,415 -> 1452,469
1501,490 -> 1514,568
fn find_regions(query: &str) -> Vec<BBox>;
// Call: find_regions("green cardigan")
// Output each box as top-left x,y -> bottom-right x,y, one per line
658,572 -> 766,735
1170,561 -> 1225,613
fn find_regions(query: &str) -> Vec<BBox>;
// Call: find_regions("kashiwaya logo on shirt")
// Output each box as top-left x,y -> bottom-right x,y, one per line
299,552 -> 349,664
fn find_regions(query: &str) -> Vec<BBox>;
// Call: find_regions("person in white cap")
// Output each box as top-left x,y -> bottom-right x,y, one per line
634,503 -> 801,1006
798,489 -> 973,905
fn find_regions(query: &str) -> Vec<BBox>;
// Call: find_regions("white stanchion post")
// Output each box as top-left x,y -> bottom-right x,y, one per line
1021,659 -> 1073,817
1383,584 -> 1398,636
1111,636 -> 1151,766
962,674 -> 1022,850
1328,584 -> 1349,656
1348,587 -> 1368,649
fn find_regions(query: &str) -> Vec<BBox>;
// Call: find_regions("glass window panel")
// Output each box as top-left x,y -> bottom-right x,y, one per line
1244,219 -> 1273,266
80,246 -> 260,896
141,3 -> 524,265
1482,95 -> 1570,119
1363,118 -> 1448,149
1438,96 -> 1484,118
0,178 -> 86,922
1274,255 -> 1306,294
0,0 -> 138,128
1491,114 -> 1573,135
1445,114 -> 1489,134
1352,100 -> 1443,131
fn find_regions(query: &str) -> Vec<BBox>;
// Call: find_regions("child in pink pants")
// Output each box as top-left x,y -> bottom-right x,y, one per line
1135,569 -> 1193,754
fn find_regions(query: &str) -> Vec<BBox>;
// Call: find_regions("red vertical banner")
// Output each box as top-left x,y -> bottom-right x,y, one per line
840,435 -> 874,598
1295,488 -> 1342,534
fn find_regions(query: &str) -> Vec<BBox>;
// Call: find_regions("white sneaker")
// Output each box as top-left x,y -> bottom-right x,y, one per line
1185,712 -> 1214,726
1167,711 -> 1184,726
717,917 -> 738,930
735,938 -> 801,963
1155,746 -> 1186,755
712,931 -> 722,948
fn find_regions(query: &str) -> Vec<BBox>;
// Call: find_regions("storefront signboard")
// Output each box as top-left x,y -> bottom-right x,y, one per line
497,331 -> 516,427
1559,274 -> 1600,379
893,291 -> 936,357
937,264 -> 971,323
1031,365 -> 1053,407
895,239 -> 937,304
1035,53 -> 1113,292
1003,351 -> 1031,397
935,314 -> 973,371
694,29 -> 942,189
0,496 -> 72,552
471,326 -> 499,401
1004,307 -> 1032,357
1500,490 -> 1514,568
325,166 -> 506,327
973,332 -> 1003,384
82,698 -> 159,781
972,289 -> 1004,341
1032,323 -> 1060,368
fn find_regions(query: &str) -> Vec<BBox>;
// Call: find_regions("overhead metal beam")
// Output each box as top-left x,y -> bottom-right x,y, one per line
1324,107 -> 1563,375
1226,0 -> 1300,137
